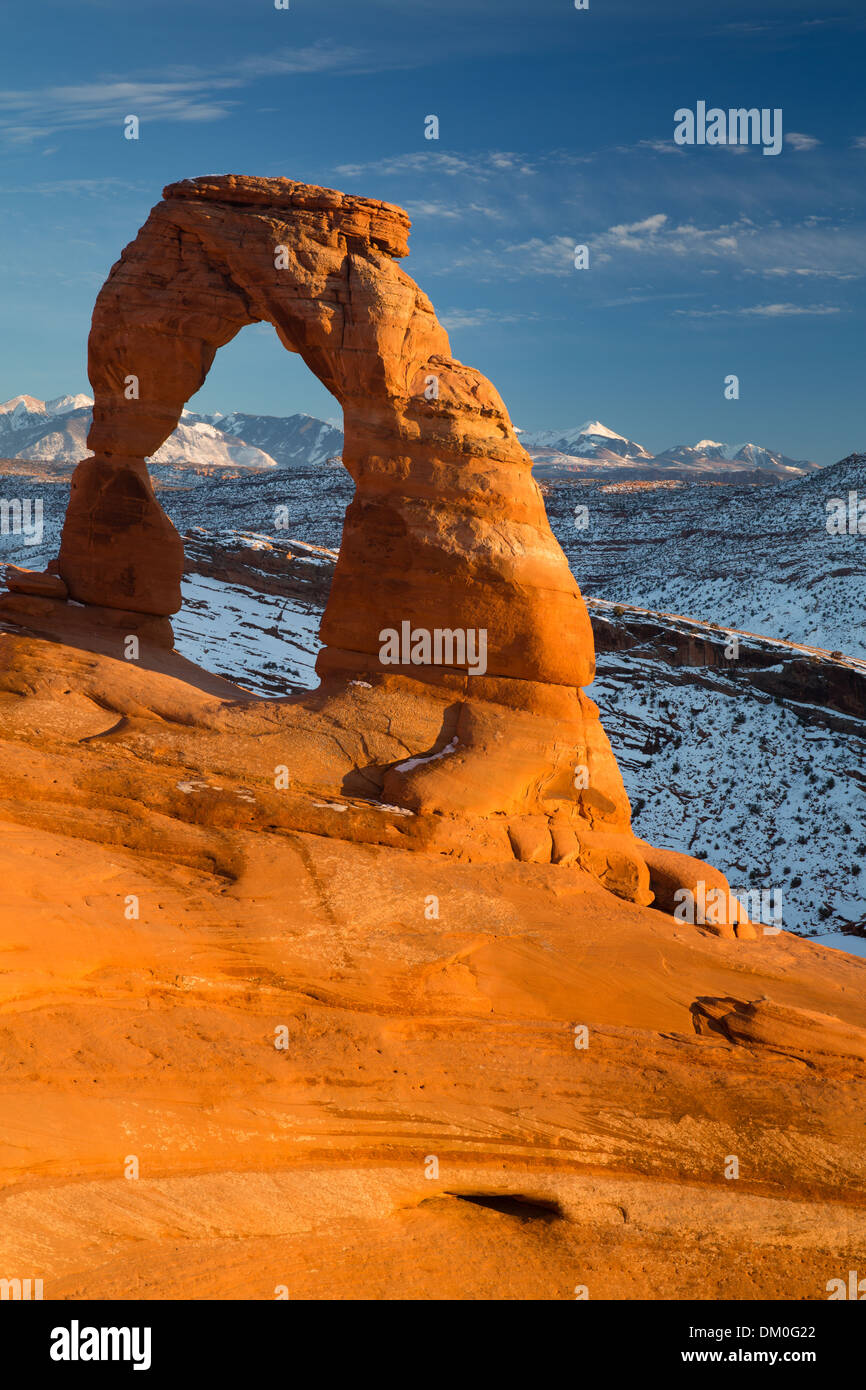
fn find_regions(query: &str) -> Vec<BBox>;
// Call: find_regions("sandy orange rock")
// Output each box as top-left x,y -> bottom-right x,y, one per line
58,173 -> 588,696
0,174 -> 862,1304
641,843 -> 758,939
0,629 -> 864,1300
47,175 -> 669,895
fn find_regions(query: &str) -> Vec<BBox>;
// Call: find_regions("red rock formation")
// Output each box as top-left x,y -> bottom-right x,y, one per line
60,177 -> 589,677
0,625 -> 863,1300
0,178 -> 857,1302
48,176 -> 744,910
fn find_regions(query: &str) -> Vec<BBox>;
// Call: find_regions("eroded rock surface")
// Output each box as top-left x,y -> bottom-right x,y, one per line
46,175 -> 700,901
6,178 -> 856,1298
0,626 -> 864,1299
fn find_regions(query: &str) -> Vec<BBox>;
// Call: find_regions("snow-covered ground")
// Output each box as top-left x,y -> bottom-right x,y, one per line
591,649 -> 866,941
544,451 -> 866,658
175,572 -> 321,696
167,529 -> 866,956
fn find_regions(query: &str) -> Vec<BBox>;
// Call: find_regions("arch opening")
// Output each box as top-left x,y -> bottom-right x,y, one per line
159,324 -> 351,697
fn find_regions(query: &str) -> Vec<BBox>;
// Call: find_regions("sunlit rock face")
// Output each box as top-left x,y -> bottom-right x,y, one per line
1,177 -> 860,1303
49,177 -> 649,891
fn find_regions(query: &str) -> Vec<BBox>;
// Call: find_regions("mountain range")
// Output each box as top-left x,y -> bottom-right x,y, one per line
0,394 -> 280,473
520,419 -> 820,482
0,395 -> 819,484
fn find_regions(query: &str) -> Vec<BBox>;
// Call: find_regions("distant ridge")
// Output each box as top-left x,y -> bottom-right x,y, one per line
0,395 -> 822,482
519,418 -> 820,482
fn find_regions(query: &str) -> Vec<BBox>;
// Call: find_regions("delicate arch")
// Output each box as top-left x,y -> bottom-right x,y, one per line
58,175 -> 594,692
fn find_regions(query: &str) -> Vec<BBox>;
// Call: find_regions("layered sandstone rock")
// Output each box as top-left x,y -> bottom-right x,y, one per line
47,176 -> 662,896
60,175 -> 591,688
40,178 -> 754,911
4,565 -> 68,600
0,626 -> 864,1300
0,175 -> 859,1302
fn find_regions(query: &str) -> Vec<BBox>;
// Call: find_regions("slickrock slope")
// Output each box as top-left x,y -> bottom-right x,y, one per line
1,178 -> 864,1300
0,623 -> 865,1299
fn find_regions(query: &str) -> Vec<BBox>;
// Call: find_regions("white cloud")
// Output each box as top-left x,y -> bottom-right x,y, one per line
0,45 -> 368,143
335,151 -> 538,179
489,234 -> 575,276
0,177 -> 144,196
745,302 -> 840,317
439,307 -> 539,329
612,139 -> 683,157
758,266 -> 858,280
444,210 -> 866,287
676,303 -> 842,319
786,132 -> 821,151
403,199 -> 504,221
607,213 -> 669,246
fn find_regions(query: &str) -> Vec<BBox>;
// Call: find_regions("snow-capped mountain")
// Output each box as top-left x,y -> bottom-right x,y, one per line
1,396 -> 824,485
520,420 -> 820,482
0,395 -> 280,472
653,439 -> 819,476
519,420 -> 652,462
197,410 -> 343,469
0,393 -> 92,424
0,394 -> 347,475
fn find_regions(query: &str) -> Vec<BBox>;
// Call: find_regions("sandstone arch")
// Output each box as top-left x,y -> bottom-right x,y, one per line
48,175 -> 751,920
60,175 -> 594,690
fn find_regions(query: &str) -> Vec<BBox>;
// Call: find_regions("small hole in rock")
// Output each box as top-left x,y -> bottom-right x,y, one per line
448,1192 -> 562,1222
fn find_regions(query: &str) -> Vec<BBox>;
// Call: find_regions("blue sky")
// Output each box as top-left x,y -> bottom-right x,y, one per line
0,0 -> 864,462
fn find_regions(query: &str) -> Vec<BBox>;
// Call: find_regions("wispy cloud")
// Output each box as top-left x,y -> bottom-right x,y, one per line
786,131 -> 821,151
403,199 -> 505,221
439,306 -> 540,329
676,302 -> 842,318
0,177 -> 145,196
0,45 -> 370,144
601,290 -> 701,308
593,214 -> 744,263
335,150 -> 538,179
716,16 -> 854,36
446,234 -> 575,278
755,266 -> 857,280
441,210 -> 866,285
605,213 -> 669,247
613,139 -> 683,157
